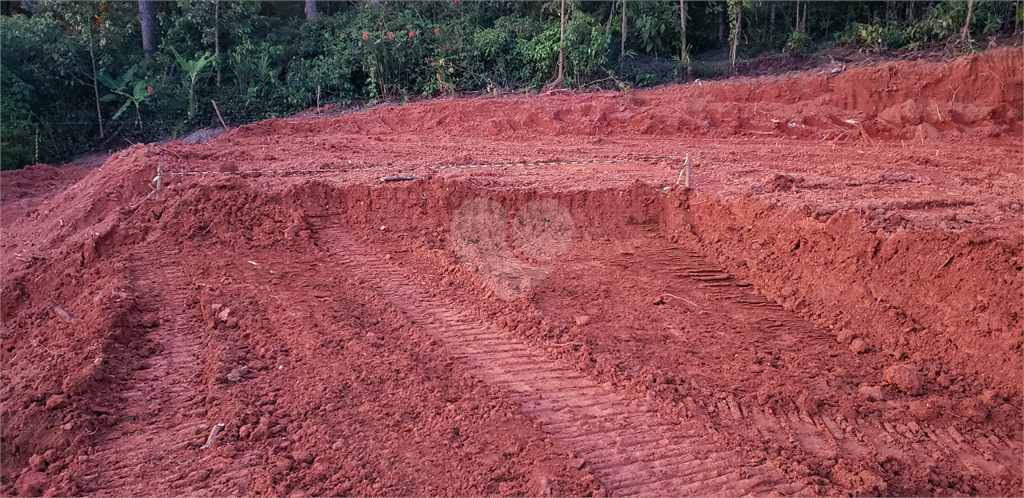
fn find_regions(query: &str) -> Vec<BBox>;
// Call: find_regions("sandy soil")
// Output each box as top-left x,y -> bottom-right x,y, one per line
2,47 -> 1021,497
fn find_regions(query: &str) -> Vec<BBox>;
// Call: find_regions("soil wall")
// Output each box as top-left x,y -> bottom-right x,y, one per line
661,189 -> 1023,398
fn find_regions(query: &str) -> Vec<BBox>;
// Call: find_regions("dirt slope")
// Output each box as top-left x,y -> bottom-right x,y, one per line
2,47 -> 1021,497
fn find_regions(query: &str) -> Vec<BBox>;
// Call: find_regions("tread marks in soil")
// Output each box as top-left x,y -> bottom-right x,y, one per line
316,226 -> 789,497
637,241 -> 1023,489
77,246 -> 208,495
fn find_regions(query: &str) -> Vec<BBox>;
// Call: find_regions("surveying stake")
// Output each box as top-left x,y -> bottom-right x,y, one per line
155,166 -> 163,196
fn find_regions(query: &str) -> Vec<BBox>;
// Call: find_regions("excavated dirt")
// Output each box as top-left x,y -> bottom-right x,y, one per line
2,47 -> 1022,497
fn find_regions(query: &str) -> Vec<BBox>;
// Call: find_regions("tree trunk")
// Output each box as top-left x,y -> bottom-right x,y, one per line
89,42 -> 103,138
770,2 -> 775,34
214,0 -> 220,86
88,26 -> 104,139
139,0 -> 156,59
556,0 -> 565,87
305,0 -> 316,20
961,0 -> 975,41
679,0 -> 689,75
794,0 -> 799,32
729,1 -> 741,74
621,0 -> 627,67
606,0 -> 615,36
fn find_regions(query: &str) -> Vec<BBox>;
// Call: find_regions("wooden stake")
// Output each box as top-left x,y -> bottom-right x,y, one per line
317,85 -> 321,117
211,100 -> 228,130
675,153 -> 692,187
156,165 -> 162,196
685,153 -> 691,187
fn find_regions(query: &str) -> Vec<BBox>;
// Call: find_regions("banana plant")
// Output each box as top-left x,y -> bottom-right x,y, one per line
99,66 -> 151,129
170,47 -> 214,119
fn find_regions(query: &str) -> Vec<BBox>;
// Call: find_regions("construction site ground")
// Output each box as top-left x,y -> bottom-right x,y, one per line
2,47 -> 1022,497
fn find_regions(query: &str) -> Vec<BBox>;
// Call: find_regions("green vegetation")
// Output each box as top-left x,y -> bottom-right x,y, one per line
2,0 -> 1020,170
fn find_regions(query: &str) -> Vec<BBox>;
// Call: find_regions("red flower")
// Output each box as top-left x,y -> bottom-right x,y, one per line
388,31 -> 394,40
362,32 -> 369,41
147,85 -> 153,94
409,30 -> 414,39
435,27 -> 440,36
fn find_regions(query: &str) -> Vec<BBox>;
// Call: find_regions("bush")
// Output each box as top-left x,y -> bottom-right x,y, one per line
783,30 -> 810,55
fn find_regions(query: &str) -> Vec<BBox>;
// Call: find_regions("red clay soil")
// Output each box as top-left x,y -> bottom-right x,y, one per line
2,47 -> 1021,497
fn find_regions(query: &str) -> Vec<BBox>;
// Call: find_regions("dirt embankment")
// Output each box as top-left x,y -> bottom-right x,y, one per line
232,46 -> 1021,144
662,188 -> 1023,398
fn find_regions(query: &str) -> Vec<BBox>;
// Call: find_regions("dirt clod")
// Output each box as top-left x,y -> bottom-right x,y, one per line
961,398 -> 991,423
835,329 -> 857,345
44,394 -> 68,410
858,384 -> 884,402
883,363 -> 924,395
14,470 -> 49,497
849,337 -> 870,354
981,389 -> 1003,408
796,392 -> 820,416
28,454 -> 46,472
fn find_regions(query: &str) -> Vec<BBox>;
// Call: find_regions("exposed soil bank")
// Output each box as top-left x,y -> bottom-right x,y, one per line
663,187 -> 1023,399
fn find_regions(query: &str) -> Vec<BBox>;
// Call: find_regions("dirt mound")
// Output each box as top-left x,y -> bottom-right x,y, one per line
222,46 -> 1020,145
2,47 -> 1021,496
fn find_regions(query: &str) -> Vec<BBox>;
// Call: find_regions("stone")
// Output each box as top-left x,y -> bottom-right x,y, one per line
574,315 -> 590,326
883,364 -> 923,395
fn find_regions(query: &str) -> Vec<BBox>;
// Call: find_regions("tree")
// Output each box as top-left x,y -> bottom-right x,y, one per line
139,0 -> 156,58
961,0 -> 975,41
620,0 -> 627,67
679,0 -> 689,75
81,9 -> 104,138
554,0 -> 565,88
214,0 -> 220,85
305,0 -> 316,21
729,0 -> 742,73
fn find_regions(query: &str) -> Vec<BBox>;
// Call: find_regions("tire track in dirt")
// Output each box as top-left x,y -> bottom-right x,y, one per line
649,245 -> 1024,487
554,235 -> 1023,494
75,244 -> 210,495
315,225 -> 790,497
